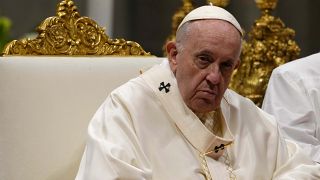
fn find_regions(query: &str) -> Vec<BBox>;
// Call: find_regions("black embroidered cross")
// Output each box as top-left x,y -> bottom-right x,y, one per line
214,144 -> 225,153
158,82 -> 171,93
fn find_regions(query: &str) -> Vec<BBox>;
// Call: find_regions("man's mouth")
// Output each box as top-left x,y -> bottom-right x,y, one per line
199,89 -> 217,95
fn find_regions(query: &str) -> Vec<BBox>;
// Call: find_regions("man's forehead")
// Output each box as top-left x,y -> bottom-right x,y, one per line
181,19 -> 242,41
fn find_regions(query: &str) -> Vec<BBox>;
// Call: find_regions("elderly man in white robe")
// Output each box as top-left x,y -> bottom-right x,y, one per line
263,52 -> 320,164
76,5 -> 320,180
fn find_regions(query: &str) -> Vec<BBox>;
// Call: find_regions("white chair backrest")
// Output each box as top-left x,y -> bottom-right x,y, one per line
0,56 -> 163,180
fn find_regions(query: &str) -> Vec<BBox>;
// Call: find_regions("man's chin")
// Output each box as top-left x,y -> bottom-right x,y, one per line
190,102 -> 217,113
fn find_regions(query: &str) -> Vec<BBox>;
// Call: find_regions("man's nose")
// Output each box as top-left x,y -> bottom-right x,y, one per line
205,64 -> 221,85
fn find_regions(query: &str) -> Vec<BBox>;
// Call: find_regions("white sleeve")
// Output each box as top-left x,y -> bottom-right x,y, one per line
273,139 -> 320,179
75,94 -> 152,180
262,70 -> 320,162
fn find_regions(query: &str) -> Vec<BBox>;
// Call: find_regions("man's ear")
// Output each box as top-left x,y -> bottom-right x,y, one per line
166,41 -> 178,72
166,41 -> 178,64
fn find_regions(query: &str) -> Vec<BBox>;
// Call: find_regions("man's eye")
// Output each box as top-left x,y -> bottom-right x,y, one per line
195,56 -> 211,69
198,56 -> 211,64
221,62 -> 233,70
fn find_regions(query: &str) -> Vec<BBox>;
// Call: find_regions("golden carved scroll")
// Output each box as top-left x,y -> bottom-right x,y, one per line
207,0 -> 230,7
2,0 -> 150,56
229,0 -> 300,106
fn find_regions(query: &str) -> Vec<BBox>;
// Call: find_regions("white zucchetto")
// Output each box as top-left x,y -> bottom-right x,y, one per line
177,5 -> 243,36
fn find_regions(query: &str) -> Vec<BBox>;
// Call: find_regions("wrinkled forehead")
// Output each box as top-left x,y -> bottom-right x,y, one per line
176,19 -> 242,58
177,19 -> 242,45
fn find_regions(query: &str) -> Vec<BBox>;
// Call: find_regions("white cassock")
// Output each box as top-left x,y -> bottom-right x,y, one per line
262,53 -> 320,163
76,60 -> 320,180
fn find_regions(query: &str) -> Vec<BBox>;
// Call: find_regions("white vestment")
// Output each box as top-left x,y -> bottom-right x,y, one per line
263,53 -> 320,163
76,60 -> 320,180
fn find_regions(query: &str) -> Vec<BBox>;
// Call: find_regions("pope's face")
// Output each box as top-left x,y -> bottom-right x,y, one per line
167,20 -> 241,113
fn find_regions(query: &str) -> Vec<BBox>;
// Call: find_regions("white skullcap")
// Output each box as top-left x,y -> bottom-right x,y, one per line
177,5 -> 243,36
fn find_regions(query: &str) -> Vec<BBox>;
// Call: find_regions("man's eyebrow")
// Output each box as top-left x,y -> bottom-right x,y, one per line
195,50 -> 214,56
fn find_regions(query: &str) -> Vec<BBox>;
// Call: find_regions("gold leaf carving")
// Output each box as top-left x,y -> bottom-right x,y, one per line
207,0 -> 230,7
2,0 -> 151,56
229,0 -> 300,106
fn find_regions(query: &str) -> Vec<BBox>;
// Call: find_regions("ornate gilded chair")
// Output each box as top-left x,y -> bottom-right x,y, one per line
0,1 -> 161,180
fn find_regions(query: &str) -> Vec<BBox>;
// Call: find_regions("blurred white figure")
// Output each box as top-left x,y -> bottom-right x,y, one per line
263,52 -> 320,163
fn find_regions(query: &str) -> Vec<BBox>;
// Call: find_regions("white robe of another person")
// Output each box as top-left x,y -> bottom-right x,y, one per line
76,60 -> 320,180
263,52 -> 320,163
